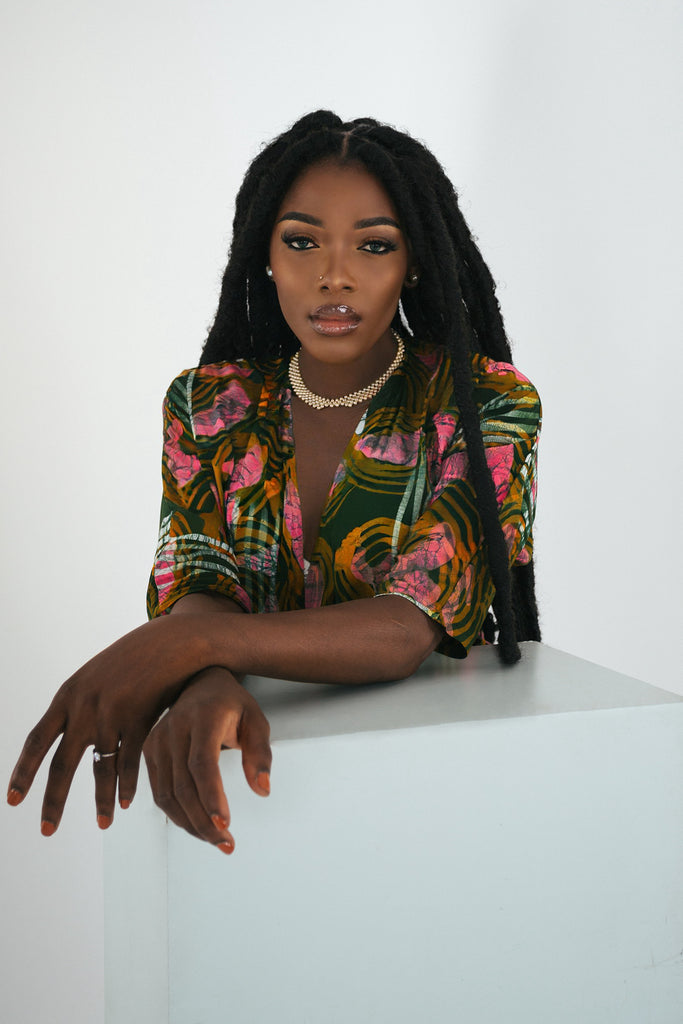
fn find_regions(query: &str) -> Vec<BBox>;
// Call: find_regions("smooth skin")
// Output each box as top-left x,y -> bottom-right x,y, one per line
7,161 -> 441,853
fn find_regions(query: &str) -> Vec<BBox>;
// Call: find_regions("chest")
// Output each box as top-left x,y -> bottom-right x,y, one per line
290,398 -> 368,560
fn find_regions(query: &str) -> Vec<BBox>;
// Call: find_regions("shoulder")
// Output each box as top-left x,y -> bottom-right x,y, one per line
469,353 -> 537,396
468,354 -> 541,438
401,341 -> 541,446
404,341 -> 539,412
164,357 -> 286,440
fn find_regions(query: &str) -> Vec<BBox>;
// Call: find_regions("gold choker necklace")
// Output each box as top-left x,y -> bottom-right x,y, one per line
289,331 -> 405,410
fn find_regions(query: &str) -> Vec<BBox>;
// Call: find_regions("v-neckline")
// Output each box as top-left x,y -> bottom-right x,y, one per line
284,387 -> 371,567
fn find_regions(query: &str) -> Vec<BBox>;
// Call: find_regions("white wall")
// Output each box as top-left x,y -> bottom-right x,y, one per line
1,1 -> 680,1021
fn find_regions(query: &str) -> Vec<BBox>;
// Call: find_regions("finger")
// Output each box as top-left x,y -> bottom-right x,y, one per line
173,727 -> 234,849
41,733 -> 88,835
144,732 -> 199,838
93,739 -> 120,829
116,730 -> 146,810
186,723 -> 233,835
8,707 -> 66,805
144,728 -> 233,850
239,707 -> 272,797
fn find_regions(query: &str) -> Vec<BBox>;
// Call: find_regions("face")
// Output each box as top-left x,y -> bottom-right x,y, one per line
268,160 -> 413,375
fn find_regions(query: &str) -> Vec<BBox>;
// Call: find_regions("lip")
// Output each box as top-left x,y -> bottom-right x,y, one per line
309,304 -> 361,337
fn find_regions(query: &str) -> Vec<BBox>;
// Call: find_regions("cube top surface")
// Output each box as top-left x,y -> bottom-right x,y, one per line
244,642 -> 682,743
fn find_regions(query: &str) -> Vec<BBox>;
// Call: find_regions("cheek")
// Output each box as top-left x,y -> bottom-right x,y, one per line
375,265 -> 408,304
372,252 -> 408,287
272,270 -> 304,312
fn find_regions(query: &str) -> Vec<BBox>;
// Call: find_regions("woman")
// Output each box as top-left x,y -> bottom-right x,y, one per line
8,111 -> 541,854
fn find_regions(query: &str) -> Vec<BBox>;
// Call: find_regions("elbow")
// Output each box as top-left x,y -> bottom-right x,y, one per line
400,634 -> 440,680
378,613 -> 442,683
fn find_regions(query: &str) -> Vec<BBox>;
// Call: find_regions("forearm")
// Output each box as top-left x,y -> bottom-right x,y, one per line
190,595 -> 442,685
169,592 -> 246,684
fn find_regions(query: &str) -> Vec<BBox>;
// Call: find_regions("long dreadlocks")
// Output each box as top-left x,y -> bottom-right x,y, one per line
200,111 -> 540,664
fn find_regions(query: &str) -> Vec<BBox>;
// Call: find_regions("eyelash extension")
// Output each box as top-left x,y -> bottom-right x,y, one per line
360,238 -> 399,254
281,232 -> 317,250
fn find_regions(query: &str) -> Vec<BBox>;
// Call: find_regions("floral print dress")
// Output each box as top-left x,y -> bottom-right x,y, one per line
147,339 -> 541,657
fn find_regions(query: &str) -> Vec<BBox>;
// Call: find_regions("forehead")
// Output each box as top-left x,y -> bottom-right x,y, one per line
275,161 -> 400,222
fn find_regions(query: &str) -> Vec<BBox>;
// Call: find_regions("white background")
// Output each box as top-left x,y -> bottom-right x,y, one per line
1,1 -> 681,1021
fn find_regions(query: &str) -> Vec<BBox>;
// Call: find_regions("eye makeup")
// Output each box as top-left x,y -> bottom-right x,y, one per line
281,232 -> 317,250
280,231 -> 399,255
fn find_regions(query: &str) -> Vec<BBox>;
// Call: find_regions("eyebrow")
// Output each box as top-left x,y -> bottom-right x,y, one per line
277,211 -> 401,230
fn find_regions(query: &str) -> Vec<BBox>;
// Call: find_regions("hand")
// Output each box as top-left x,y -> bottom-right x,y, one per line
6,615 -> 216,834
143,668 -> 272,853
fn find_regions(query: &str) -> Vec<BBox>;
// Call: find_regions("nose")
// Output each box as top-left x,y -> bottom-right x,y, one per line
319,249 -> 355,292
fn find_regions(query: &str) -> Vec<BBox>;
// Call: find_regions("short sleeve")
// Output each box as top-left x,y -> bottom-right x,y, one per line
375,360 -> 541,657
146,372 -> 251,617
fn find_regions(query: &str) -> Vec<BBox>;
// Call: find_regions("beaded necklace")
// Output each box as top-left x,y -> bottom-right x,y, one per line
288,331 -> 405,410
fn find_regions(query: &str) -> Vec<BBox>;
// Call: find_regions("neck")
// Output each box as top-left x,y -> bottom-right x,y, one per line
289,332 -> 405,410
296,330 -> 397,399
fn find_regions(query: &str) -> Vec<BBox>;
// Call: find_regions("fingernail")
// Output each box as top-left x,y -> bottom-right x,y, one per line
41,821 -> 56,837
7,788 -> 23,807
120,798 -> 131,810
211,813 -> 228,831
217,839 -> 234,855
257,771 -> 270,795
97,815 -> 112,830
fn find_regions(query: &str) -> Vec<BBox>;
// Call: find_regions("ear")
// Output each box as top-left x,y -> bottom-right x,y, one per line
404,268 -> 420,289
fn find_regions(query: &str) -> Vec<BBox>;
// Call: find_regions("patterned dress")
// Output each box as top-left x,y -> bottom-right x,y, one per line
147,339 -> 541,657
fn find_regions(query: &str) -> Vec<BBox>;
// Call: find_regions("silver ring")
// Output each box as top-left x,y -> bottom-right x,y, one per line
93,749 -> 119,763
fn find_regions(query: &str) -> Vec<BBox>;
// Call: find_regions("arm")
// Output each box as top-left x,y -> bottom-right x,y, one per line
165,587 -> 441,687
186,593 -> 442,683
7,591 -> 440,844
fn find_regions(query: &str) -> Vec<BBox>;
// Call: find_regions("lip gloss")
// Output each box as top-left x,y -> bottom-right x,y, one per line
310,318 -> 361,337
309,303 -> 361,337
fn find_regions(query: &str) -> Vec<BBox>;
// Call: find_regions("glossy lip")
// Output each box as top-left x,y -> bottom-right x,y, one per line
309,304 -> 361,337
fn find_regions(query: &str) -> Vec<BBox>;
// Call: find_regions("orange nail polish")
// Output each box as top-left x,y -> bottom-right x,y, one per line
211,813 -> 228,831
41,821 -> 56,837
217,840 -> 234,855
257,771 -> 270,795
120,798 -> 131,810
7,788 -> 23,807
97,815 -> 111,830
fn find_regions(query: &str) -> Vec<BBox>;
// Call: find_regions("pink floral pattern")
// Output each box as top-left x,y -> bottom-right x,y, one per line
485,445 -> 515,504
283,478 -> 303,564
432,411 -> 458,459
227,443 -> 265,492
355,429 -> 421,466
350,541 -> 393,586
192,380 -> 251,437
164,418 -> 201,487
484,360 -> 530,383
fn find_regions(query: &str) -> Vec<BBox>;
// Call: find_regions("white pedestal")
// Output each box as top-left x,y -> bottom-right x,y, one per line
104,644 -> 683,1024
